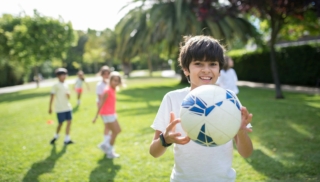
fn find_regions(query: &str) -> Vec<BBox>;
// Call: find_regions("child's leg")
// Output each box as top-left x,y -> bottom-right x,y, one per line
64,111 -> 73,144
50,121 -> 62,144
66,120 -> 71,135
77,92 -> 81,100
56,123 -> 63,134
107,120 -> 121,146
104,123 -> 111,143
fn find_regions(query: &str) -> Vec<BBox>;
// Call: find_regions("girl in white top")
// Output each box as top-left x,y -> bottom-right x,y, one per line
150,35 -> 253,182
217,56 -> 239,94
74,70 -> 90,105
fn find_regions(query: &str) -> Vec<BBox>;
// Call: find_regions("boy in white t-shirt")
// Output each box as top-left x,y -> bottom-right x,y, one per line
49,68 -> 74,145
149,35 -> 253,182
216,56 -> 239,94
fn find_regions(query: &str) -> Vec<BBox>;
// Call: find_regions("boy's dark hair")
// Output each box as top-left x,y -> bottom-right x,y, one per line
178,35 -> 225,71
55,68 -> 68,76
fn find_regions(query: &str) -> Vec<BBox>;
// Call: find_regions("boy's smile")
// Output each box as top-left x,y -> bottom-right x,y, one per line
185,60 -> 220,90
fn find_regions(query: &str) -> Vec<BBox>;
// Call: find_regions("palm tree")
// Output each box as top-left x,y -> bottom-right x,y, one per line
116,0 -> 260,81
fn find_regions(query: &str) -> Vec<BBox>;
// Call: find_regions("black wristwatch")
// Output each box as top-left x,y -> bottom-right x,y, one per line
159,133 -> 172,147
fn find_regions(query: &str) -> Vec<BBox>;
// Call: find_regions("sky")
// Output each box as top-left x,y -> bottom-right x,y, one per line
0,0 -> 134,31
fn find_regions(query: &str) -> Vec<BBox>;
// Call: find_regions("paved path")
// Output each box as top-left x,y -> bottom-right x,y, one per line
0,70 -> 319,95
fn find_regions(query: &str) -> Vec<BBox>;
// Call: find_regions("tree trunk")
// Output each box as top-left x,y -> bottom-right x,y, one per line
270,16 -> 284,99
94,60 -> 98,73
123,61 -> 132,77
147,55 -> 153,77
34,66 -> 40,88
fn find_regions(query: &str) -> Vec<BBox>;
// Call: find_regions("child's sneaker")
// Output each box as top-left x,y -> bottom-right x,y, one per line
64,140 -> 74,145
106,151 -> 120,159
98,143 -> 108,154
50,138 -> 57,145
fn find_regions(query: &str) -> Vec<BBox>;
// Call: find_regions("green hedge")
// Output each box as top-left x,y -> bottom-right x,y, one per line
230,45 -> 320,87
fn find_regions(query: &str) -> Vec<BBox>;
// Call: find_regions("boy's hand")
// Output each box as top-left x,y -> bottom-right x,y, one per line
163,112 -> 190,145
239,106 -> 253,133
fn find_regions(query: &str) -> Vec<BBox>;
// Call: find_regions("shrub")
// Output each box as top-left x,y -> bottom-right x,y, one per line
230,45 -> 320,87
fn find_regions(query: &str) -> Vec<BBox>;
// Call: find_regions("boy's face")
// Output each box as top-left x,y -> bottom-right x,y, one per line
184,60 -> 220,90
58,74 -> 67,82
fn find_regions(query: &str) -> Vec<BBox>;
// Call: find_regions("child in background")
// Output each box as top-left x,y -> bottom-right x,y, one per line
149,35 -> 253,182
74,70 -> 90,105
95,66 -> 111,152
93,71 -> 122,159
49,68 -> 74,145
216,56 -> 239,94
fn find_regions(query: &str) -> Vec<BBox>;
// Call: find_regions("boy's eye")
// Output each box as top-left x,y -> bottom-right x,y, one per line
194,62 -> 201,65
210,62 -> 218,66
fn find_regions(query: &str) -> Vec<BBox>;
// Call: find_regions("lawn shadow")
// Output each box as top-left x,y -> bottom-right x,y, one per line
117,83 -> 186,116
22,145 -> 67,182
245,149 -> 285,180
89,156 -> 121,182
0,91 -> 48,103
239,87 -> 320,180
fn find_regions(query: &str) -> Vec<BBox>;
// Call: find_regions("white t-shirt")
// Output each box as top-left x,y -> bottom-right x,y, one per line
151,87 -> 238,182
74,78 -> 84,89
51,82 -> 72,113
96,81 -> 107,102
217,68 -> 239,94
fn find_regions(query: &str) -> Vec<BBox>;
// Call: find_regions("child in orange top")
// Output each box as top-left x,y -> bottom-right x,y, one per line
74,70 -> 90,105
92,71 -> 122,159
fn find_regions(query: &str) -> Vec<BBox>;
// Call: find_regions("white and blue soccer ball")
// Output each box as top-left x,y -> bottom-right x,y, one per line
180,85 -> 241,147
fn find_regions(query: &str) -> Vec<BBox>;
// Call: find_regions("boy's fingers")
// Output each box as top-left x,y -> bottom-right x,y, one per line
167,119 -> 180,131
170,132 -> 182,138
175,136 -> 190,144
170,112 -> 175,123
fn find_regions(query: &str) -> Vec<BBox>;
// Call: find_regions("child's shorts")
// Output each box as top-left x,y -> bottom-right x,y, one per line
75,88 -> 83,93
57,111 -> 72,123
101,114 -> 117,123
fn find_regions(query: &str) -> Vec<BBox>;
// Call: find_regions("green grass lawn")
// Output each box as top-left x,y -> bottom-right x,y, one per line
0,77 -> 319,182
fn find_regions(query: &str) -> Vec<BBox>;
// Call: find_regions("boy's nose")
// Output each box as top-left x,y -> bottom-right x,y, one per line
202,65 -> 210,73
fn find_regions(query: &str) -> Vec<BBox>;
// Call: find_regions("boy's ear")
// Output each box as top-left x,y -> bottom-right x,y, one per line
183,69 -> 189,76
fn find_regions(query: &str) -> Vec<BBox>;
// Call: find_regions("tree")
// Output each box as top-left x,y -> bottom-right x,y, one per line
64,30 -> 88,74
230,0 -> 320,98
116,0 -> 260,80
0,10 -> 76,87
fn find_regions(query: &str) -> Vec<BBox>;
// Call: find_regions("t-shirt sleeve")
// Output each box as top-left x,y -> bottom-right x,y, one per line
151,93 -> 172,133
51,84 -> 57,94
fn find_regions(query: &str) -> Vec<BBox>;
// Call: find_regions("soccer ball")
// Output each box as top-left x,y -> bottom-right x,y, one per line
180,85 -> 241,147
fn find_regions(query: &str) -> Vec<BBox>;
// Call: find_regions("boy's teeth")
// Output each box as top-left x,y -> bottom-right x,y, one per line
200,77 -> 211,80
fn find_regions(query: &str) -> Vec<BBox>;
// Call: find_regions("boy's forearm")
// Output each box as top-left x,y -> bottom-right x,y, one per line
150,138 -> 167,158
235,130 -> 253,158
49,95 -> 54,108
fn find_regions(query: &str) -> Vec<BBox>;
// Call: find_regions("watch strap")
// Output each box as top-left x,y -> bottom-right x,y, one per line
159,133 -> 172,147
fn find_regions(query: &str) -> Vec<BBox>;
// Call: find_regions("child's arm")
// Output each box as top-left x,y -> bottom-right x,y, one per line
234,106 -> 253,158
49,94 -> 54,114
92,92 -> 108,123
149,112 -> 190,158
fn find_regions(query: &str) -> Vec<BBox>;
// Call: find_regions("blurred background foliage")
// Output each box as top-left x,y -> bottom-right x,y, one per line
0,0 -> 319,97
